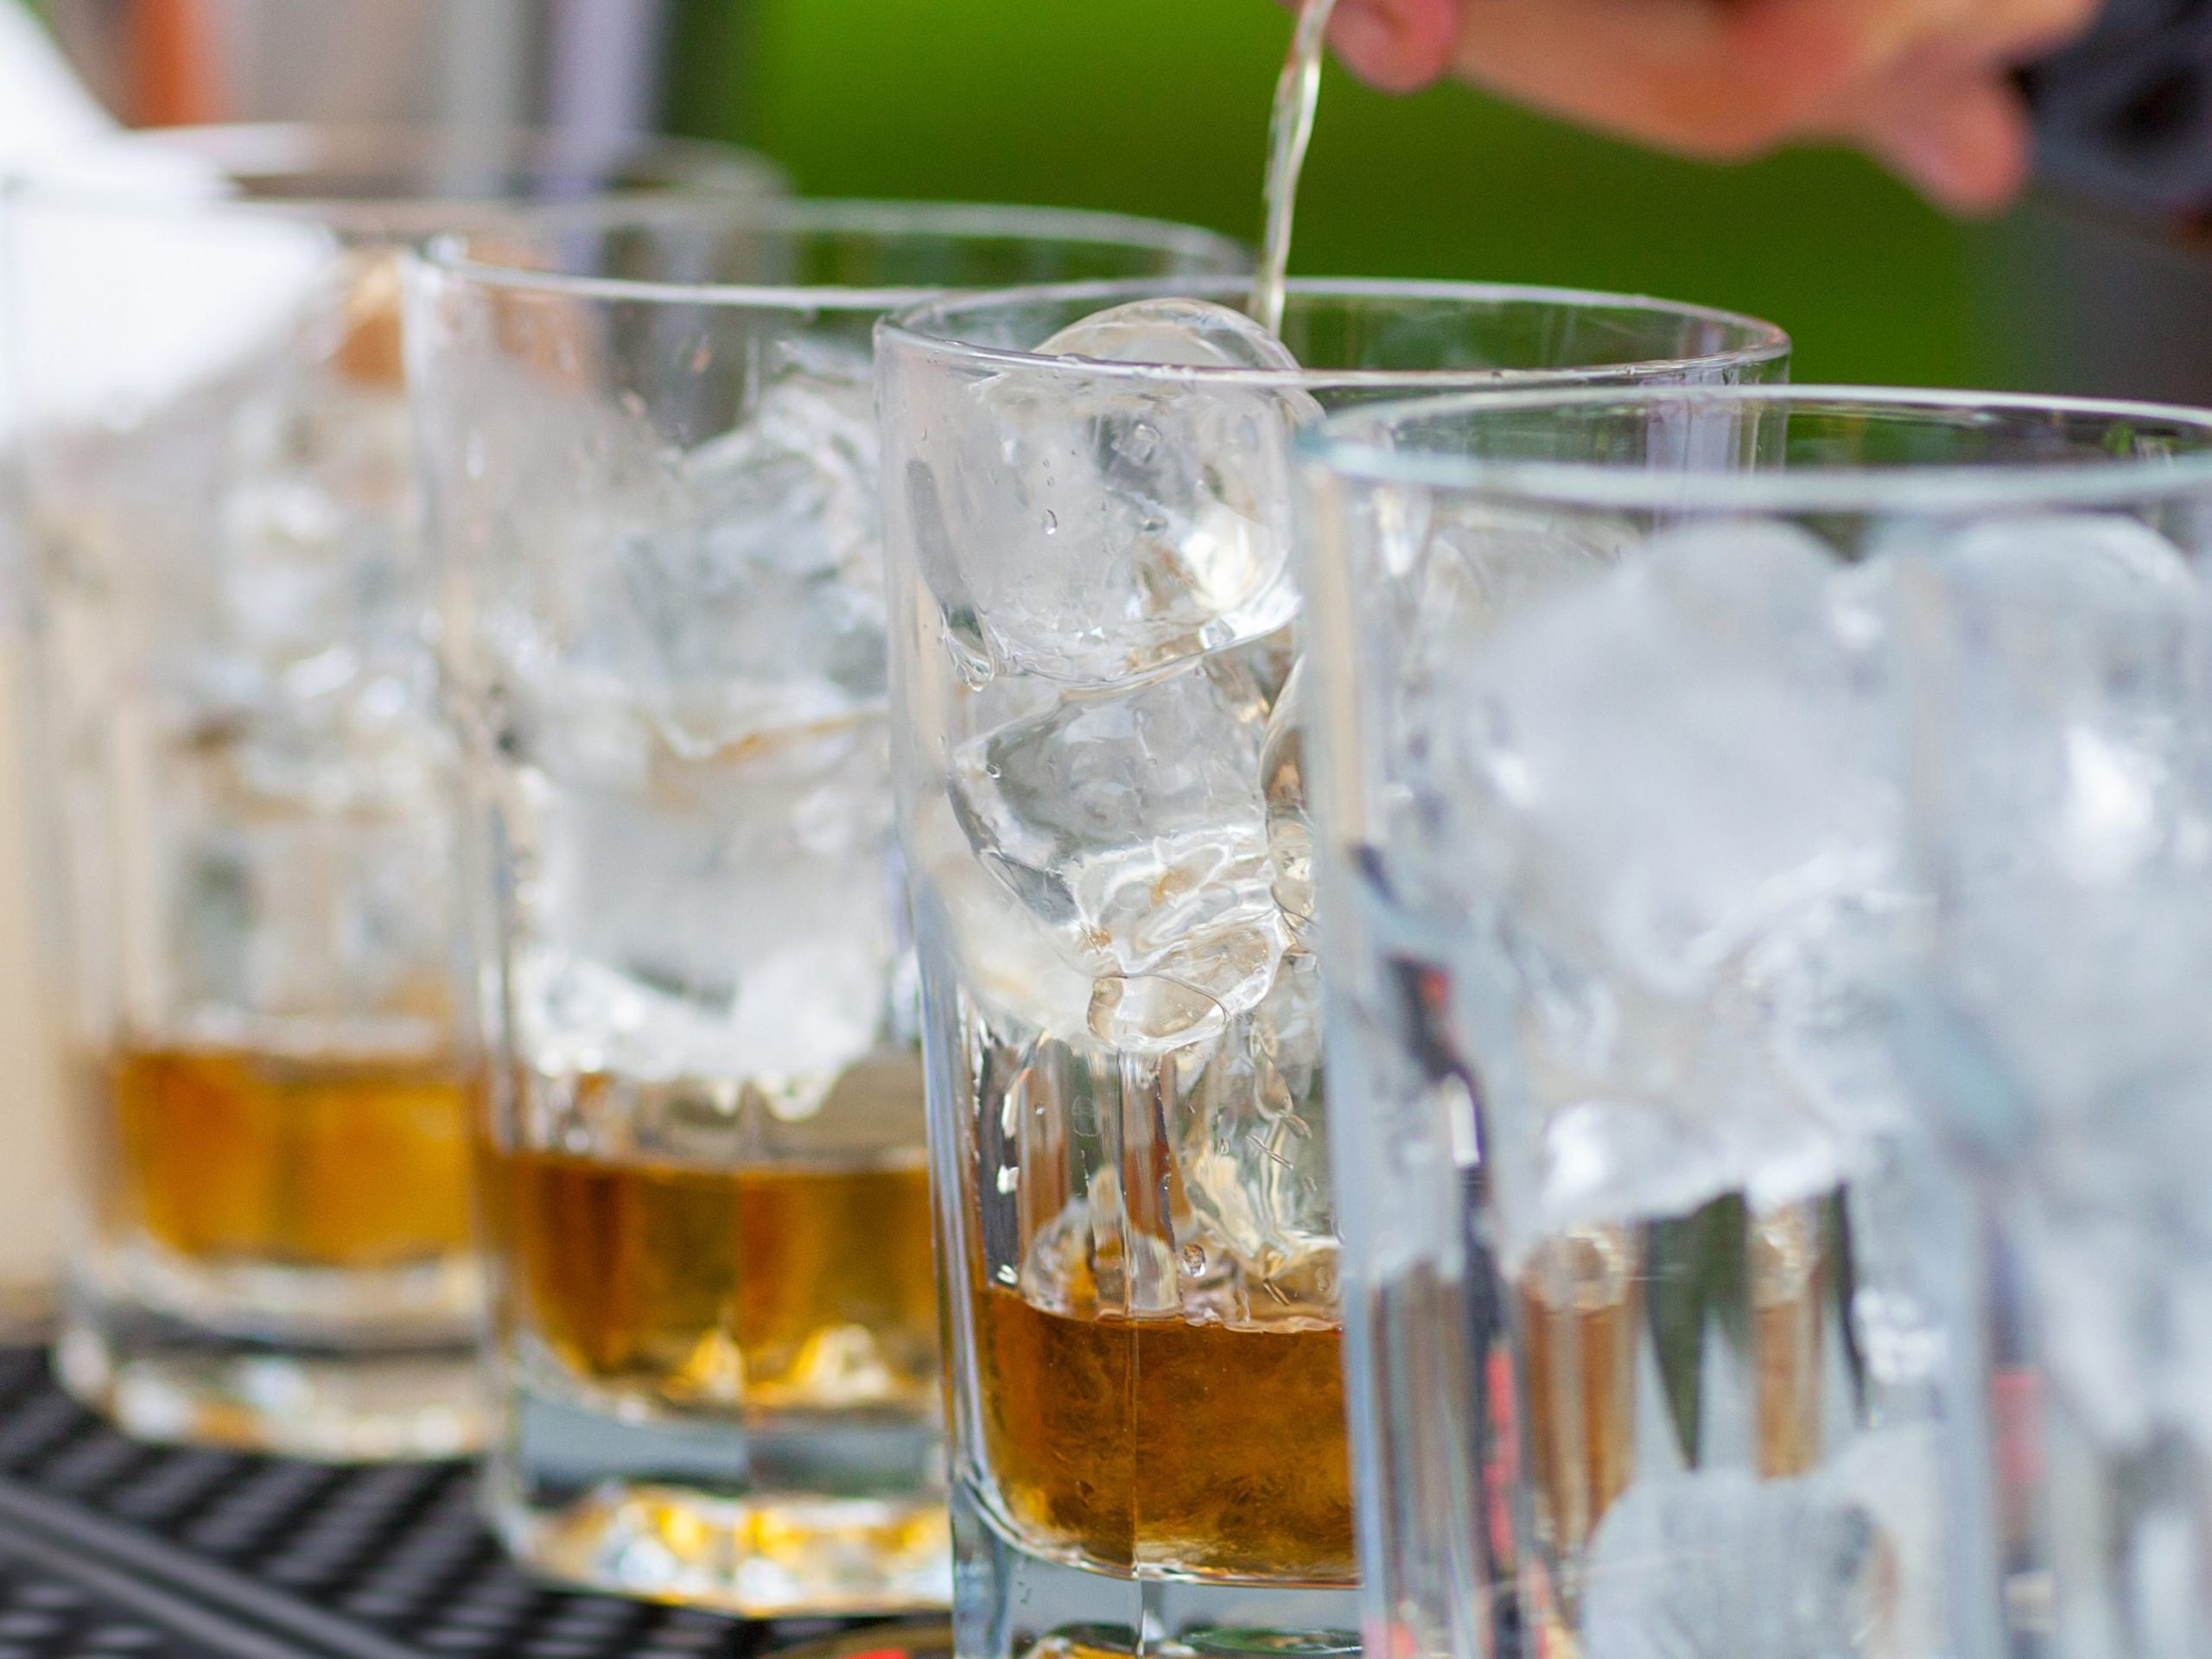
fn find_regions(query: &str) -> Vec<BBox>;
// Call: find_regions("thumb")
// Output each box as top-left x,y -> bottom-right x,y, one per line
1327,0 -> 1459,92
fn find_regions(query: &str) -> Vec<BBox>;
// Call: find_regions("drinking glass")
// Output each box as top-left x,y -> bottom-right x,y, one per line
875,276 -> 1788,1658
404,200 -> 1248,1615
1296,384 -> 2212,1659
4,123 -> 779,1461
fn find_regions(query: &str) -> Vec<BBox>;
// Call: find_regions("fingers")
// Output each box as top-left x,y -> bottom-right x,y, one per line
1825,60 -> 2034,212
1440,0 -> 2085,210
1326,0 -> 1461,92
1298,0 -> 2089,215
1445,0 -> 1892,160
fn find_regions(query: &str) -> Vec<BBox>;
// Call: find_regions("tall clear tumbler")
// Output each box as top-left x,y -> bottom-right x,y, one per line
875,278 -> 1788,1658
1296,385 -> 2212,1659
404,202 -> 1247,1613
4,124 -> 779,1461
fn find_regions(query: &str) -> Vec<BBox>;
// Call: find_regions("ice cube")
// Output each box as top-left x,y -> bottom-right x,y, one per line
607,342 -> 887,753
926,298 -> 1322,686
1402,499 -> 1637,657
486,338 -> 887,756
1424,522 -> 1907,1252
1580,1427 -> 1942,1659
1169,945 -> 1338,1319
513,707 -> 898,1091
1019,1186 -> 1184,1322
1042,296 -> 1301,371
166,726 -> 457,1025
1928,511 -> 2196,605
1917,519 -> 2210,893
950,652 -> 1287,1051
1261,656 -> 1314,933
909,791 -> 1097,1046
1940,874 -> 2212,1450
1450,519 -> 1894,999
215,366 -> 417,695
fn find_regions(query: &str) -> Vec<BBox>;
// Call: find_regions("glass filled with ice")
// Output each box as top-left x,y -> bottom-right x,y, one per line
404,200 -> 1244,1615
875,277 -> 1786,1658
1296,384 -> 2212,1659
4,124 -> 779,1461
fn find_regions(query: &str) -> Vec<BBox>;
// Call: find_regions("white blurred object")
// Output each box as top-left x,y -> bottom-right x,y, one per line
10,167 -> 326,436
0,0 -> 110,152
1,5 -> 331,445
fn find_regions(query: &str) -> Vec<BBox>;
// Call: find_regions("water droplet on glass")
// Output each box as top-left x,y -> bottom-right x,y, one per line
1181,1243 -> 1206,1277
1043,511 -> 1058,536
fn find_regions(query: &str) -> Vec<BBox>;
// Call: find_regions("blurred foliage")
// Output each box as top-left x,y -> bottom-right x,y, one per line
667,0 -> 1993,385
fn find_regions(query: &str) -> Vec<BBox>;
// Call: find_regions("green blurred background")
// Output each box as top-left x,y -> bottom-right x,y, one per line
666,0 -> 1993,386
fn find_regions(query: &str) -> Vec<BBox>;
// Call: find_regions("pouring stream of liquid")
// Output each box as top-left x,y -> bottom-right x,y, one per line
1250,0 -> 1338,336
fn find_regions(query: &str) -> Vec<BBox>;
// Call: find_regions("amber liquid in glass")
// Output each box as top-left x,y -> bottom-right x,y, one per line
970,1280 -> 1354,1583
494,1145 -> 939,1418
1517,1196 -> 1836,1614
102,1046 -> 475,1269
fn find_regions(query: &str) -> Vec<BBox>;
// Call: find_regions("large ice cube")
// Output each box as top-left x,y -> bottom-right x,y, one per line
163,722 -> 456,1029
1400,499 -> 1637,659
1445,521 -> 1896,993
1429,523 -> 1906,1253
931,298 -> 1322,687
512,706 -> 898,1094
1433,522 -> 1893,980
1926,511 -> 2196,603
1916,516 -> 2209,893
1043,297 -> 1299,370
1580,1427 -> 1943,1659
604,340 -> 886,754
909,791 -> 1096,1046
950,652 -> 1287,1051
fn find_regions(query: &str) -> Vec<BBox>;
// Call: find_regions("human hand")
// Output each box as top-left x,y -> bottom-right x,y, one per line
1310,0 -> 2099,213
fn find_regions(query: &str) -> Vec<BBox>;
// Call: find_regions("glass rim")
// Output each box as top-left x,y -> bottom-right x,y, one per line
1,120 -> 784,228
411,197 -> 1253,313
1304,382 -> 2212,513
875,273 -> 1791,391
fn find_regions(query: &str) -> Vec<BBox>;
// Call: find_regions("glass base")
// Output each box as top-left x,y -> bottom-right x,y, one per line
950,1484 -> 1363,1659
56,1304 -> 484,1461
79,1234 -> 482,1347
486,1363 -> 950,1617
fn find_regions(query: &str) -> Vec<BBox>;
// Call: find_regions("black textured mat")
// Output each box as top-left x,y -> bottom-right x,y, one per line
0,1347 -> 862,1659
